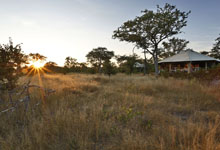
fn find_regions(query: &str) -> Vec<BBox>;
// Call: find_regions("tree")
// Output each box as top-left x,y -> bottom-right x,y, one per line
116,54 -> 140,74
29,53 -> 47,62
45,61 -> 58,67
0,38 -> 27,90
75,62 -> 90,73
160,37 -> 189,59
210,34 -> 220,59
64,56 -> 78,69
44,61 -> 57,72
26,53 -> 47,76
113,3 -> 190,75
28,53 -> 47,67
63,57 -> 78,73
86,47 -> 114,73
44,61 -> 65,74
102,60 -> 116,77
200,51 -> 210,56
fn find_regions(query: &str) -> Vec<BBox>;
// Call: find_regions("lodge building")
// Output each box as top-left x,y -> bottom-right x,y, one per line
159,49 -> 220,73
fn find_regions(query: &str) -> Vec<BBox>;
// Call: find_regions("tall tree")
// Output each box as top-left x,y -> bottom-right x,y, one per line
210,34 -> 220,59
160,37 -> 189,59
86,47 -> 114,73
0,38 -> 27,89
113,3 -> 190,75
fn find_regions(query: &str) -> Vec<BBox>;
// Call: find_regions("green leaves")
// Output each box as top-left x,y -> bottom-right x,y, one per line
0,38 -> 27,90
86,47 -> 114,74
102,60 -> 116,77
210,34 -> 220,59
116,54 -> 140,74
64,56 -> 77,68
160,37 -> 189,59
113,3 -> 190,75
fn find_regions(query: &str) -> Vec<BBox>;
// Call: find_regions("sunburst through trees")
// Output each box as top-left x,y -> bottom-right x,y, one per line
27,53 -> 50,76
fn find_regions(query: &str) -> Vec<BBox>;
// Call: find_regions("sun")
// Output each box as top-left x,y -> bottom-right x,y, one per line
26,59 -> 50,77
31,60 -> 45,69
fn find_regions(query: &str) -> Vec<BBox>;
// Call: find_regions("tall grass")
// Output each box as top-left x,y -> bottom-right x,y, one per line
0,74 -> 220,150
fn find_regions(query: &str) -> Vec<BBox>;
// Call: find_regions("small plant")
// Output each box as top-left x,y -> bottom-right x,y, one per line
118,107 -> 143,123
140,120 -> 153,130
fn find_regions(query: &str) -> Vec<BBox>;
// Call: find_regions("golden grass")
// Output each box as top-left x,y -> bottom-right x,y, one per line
0,73 -> 220,150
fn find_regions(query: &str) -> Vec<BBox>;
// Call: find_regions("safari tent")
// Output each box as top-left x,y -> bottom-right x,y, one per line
159,49 -> 220,73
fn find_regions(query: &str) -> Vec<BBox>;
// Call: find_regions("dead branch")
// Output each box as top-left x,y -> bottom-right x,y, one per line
0,81 -> 55,115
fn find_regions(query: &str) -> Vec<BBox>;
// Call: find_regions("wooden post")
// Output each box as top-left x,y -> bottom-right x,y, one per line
169,64 -> 172,72
187,62 -> 191,74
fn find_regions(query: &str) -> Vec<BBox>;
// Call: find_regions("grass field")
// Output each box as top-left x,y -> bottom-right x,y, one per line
0,74 -> 220,150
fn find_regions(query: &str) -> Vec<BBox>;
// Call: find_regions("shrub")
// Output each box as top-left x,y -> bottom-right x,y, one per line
160,65 -> 220,83
0,38 -> 27,90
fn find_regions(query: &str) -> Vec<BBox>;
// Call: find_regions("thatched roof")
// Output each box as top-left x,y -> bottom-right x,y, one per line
159,49 -> 220,63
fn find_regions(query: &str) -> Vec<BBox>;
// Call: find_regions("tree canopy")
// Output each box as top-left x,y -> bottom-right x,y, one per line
113,3 -> 191,75
86,47 -> 114,73
210,34 -> 220,59
28,53 -> 47,62
160,37 -> 189,59
102,60 -> 116,77
64,56 -> 78,68
116,54 -> 140,74
45,61 -> 58,67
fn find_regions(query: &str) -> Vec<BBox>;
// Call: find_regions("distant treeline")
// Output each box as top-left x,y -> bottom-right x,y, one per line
42,47 -> 155,75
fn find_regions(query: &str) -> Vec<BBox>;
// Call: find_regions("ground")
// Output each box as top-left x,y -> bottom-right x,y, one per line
0,74 -> 220,150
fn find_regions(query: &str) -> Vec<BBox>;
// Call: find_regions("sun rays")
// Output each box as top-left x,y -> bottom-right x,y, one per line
26,60 -> 51,77
32,60 -> 45,69
25,59 -> 52,104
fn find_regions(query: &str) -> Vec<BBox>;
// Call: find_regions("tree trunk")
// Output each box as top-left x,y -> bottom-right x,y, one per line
153,55 -> 159,76
143,50 -> 147,75
98,66 -> 101,74
98,60 -> 102,74
153,45 -> 159,76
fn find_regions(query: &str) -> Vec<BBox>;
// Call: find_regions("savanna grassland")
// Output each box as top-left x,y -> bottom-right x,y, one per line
0,74 -> 220,150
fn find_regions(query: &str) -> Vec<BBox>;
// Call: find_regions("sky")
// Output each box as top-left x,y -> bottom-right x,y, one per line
0,0 -> 219,66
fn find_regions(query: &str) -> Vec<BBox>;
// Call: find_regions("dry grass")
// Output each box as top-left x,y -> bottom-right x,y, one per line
0,73 -> 220,150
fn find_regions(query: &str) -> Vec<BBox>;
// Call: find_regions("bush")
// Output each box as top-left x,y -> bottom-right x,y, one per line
160,65 -> 220,83
102,60 -> 117,77
0,38 -> 27,90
